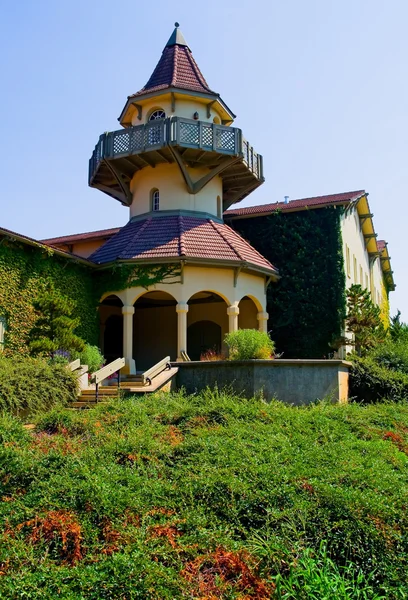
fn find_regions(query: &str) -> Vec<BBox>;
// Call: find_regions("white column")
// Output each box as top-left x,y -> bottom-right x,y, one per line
257,311 -> 269,333
176,302 -> 189,360
227,305 -> 239,332
122,305 -> 136,374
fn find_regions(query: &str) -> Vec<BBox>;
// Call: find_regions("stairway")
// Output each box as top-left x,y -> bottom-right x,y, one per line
71,366 -> 179,408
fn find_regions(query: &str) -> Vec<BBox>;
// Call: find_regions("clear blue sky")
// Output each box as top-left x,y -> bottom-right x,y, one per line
0,0 -> 406,317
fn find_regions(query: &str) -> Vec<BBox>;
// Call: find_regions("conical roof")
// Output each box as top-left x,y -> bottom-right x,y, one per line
129,24 -> 218,98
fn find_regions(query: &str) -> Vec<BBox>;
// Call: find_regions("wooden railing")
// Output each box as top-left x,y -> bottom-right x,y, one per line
91,357 -> 125,402
140,356 -> 171,386
89,117 -> 263,184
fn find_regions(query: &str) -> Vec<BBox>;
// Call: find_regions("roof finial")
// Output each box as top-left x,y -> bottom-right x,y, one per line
166,23 -> 188,48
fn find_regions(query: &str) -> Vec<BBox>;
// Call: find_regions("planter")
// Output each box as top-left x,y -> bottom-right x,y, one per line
173,359 -> 351,404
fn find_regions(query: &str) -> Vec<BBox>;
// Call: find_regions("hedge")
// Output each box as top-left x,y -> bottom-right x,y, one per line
349,355 -> 408,403
0,357 -> 78,413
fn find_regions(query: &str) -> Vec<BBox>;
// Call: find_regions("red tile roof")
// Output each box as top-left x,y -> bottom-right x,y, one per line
130,36 -> 217,99
225,191 -> 366,218
377,240 -> 387,251
41,227 -> 121,246
90,215 -> 277,275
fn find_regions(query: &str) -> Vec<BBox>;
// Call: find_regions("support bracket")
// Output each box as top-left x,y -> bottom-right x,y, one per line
103,160 -> 132,206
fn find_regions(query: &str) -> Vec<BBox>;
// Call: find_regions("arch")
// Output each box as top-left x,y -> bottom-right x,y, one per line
148,108 -> 166,122
187,291 -> 228,358
187,289 -> 231,307
187,320 -> 222,361
151,188 -> 160,211
238,295 -> 259,330
99,295 -> 124,362
238,293 -> 263,312
133,290 -> 177,370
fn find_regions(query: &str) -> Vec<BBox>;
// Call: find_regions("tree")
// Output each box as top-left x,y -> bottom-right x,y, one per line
28,283 -> 85,359
390,310 -> 408,342
345,285 -> 386,355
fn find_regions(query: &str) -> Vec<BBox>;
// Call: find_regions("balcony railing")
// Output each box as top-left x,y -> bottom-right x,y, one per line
89,117 -> 262,183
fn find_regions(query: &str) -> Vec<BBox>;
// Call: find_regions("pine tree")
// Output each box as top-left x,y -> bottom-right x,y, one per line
345,284 -> 386,355
28,283 -> 85,359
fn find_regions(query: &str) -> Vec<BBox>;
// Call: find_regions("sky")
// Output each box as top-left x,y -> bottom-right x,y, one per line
0,0 -> 406,317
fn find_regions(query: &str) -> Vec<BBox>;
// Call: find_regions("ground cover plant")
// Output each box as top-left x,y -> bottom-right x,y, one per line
0,391 -> 407,598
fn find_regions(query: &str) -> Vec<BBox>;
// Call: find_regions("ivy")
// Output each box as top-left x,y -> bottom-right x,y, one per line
0,239 -> 180,357
230,207 -> 346,358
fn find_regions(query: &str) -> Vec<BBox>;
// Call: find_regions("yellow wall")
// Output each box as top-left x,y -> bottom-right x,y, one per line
129,163 -> 222,219
131,95 -> 223,126
238,297 -> 259,329
133,305 -> 177,369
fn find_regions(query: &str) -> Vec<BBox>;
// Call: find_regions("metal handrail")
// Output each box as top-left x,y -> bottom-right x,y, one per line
89,117 -> 262,183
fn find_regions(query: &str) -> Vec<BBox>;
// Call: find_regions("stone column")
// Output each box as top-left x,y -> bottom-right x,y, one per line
257,311 -> 269,333
227,305 -> 239,332
176,302 -> 189,360
122,305 -> 136,374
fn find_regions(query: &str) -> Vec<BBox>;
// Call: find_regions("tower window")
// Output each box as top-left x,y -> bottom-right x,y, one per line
151,189 -> 160,211
149,109 -> 166,121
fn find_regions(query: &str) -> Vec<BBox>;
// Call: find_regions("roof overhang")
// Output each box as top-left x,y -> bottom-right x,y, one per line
93,256 -> 279,281
0,227 -> 96,268
119,88 -> 236,127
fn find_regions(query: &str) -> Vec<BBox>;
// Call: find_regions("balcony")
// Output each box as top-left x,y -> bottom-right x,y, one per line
89,117 -> 264,208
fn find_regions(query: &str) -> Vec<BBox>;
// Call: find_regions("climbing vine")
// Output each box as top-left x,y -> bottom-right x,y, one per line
229,207 -> 347,358
0,238 -> 180,357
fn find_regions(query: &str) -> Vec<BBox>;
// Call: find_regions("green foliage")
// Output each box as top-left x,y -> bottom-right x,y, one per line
1,393 -> 408,597
370,339 -> 408,375
71,343 -> 104,374
229,207 -> 346,358
0,241 -> 98,355
224,328 -> 275,360
390,310 -> 408,343
0,356 -> 78,413
28,282 -> 85,359
349,354 -> 408,403
346,284 -> 386,354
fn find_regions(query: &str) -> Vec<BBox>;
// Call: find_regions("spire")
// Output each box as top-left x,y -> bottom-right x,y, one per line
165,22 -> 189,48
129,23 -> 217,98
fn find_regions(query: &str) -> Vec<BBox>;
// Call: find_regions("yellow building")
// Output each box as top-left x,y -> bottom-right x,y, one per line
72,24 -> 278,372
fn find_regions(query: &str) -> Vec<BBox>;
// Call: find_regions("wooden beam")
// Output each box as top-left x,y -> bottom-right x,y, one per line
102,160 -> 132,205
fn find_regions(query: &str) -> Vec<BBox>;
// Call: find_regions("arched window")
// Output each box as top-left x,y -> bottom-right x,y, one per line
149,109 -> 166,121
0,315 -> 6,352
151,189 -> 160,211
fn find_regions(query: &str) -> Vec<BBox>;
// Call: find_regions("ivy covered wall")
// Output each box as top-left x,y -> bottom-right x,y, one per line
228,207 -> 347,358
0,241 -> 98,356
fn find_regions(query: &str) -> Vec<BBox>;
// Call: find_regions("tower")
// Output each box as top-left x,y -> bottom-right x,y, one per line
89,25 -> 278,372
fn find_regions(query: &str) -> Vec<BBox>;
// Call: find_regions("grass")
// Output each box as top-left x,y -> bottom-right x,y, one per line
0,389 -> 408,598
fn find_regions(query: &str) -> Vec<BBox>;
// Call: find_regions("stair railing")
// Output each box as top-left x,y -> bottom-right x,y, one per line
91,357 -> 126,402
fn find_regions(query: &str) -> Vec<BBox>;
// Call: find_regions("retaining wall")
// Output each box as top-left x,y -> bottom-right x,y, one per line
173,359 -> 351,404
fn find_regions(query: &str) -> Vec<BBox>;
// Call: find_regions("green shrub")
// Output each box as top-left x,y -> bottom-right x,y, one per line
0,356 -> 78,413
71,343 -> 104,374
225,329 -> 275,360
349,355 -> 408,403
370,339 -> 408,375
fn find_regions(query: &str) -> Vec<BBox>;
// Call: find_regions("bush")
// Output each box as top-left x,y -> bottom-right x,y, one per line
349,355 -> 408,403
370,340 -> 408,375
225,329 -> 275,360
0,356 -> 78,413
71,344 -> 104,374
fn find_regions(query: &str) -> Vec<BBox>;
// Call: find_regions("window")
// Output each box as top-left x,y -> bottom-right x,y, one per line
360,266 -> 363,285
149,109 -> 166,121
0,316 -> 6,352
151,189 -> 160,212
216,195 -> 222,218
365,274 -> 369,289
346,245 -> 351,277
353,256 -> 357,283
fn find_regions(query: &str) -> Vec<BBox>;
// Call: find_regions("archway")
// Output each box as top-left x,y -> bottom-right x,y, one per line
238,296 -> 259,330
187,291 -> 228,360
133,291 -> 177,370
99,295 -> 123,363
